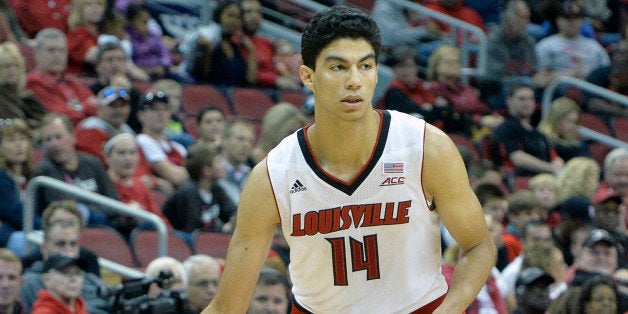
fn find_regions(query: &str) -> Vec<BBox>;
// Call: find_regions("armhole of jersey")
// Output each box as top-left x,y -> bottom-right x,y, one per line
265,158 -> 283,225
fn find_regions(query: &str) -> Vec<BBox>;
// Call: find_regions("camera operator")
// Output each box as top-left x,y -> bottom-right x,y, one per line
145,256 -> 187,297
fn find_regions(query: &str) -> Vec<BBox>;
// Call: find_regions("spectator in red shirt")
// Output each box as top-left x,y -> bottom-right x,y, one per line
12,0 -> 70,38
425,0 -> 486,42
75,86 -> 135,164
26,28 -> 97,126
241,0 -> 300,91
104,133 -> 172,236
66,0 -> 106,75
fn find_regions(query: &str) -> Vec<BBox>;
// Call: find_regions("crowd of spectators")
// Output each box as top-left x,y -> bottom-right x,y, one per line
0,0 -> 626,312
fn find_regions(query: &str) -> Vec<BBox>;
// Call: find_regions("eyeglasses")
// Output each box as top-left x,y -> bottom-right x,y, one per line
102,87 -> 128,99
143,91 -> 168,103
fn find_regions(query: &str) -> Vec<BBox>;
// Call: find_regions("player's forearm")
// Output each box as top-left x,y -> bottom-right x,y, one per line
434,238 -> 496,313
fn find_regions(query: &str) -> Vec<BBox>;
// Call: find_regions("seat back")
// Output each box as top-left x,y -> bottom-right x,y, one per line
131,229 -> 193,268
230,88 -> 275,121
192,231 -> 232,260
182,84 -> 232,116
79,226 -> 137,268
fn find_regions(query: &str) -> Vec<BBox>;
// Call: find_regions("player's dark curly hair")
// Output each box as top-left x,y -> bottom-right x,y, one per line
300,5 -> 380,70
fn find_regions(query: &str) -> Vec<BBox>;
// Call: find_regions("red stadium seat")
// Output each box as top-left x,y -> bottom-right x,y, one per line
182,84 -> 232,117
131,229 -> 193,268
79,226 -> 137,268
192,231 -> 231,260
230,88 -> 275,121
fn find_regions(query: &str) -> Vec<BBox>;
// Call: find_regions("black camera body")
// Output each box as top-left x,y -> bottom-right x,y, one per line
106,269 -> 188,314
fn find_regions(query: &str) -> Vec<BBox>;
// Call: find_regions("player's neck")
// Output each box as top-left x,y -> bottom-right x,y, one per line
307,110 -> 380,180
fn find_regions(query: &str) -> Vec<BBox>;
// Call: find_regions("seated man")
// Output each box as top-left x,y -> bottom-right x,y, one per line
491,82 -> 564,177
36,113 -> 119,226
163,144 -> 237,237
21,200 -> 100,277
0,248 -> 25,314
32,254 -> 89,314
569,228 -> 620,286
26,28 -> 97,126
512,267 -> 554,314
20,202 -> 109,313
136,91 -> 189,186
183,255 -> 222,313
75,86 -> 135,164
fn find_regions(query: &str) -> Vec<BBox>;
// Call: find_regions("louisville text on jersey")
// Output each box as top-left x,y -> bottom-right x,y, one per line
291,200 -> 412,236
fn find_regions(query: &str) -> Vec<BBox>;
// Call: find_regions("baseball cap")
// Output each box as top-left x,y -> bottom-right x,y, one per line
582,228 -> 616,248
43,254 -> 88,273
98,86 -> 130,106
558,1 -> 584,18
557,196 -> 593,222
141,91 -> 169,110
516,267 -> 555,288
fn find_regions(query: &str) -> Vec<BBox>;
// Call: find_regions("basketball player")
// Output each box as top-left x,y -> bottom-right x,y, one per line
203,5 -> 495,313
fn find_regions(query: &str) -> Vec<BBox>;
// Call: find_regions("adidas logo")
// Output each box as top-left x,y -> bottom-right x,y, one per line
289,180 -> 307,194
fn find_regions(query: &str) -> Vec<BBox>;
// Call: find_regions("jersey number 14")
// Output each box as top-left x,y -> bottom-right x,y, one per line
326,234 -> 381,285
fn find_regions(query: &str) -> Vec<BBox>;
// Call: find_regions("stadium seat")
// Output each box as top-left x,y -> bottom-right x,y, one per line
279,90 -> 309,108
230,88 -> 275,121
192,231 -> 231,260
182,84 -> 232,116
580,113 -> 612,136
131,229 -> 193,268
613,117 -> 628,143
79,226 -> 137,268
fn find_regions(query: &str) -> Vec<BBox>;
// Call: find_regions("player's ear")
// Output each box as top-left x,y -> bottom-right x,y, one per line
300,65 -> 314,87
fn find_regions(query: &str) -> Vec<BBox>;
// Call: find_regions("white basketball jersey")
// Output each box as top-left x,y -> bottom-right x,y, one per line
267,110 -> 448,313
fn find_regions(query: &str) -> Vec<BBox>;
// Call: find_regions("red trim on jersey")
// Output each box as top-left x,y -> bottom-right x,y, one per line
301,110 -> 385,186
419,122 -> 435,211
290,293 -> 449,314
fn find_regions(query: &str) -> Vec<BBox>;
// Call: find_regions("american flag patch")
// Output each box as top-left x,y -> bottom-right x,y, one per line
383,162 -> 404,174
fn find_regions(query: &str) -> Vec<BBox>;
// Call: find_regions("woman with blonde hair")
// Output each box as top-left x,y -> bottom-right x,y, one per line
67,0 -> 106,75
0,118 -> 41,249
556,157 -> 601,202
250,102 -> 309,164
0,41 -> 47,130
538,96 -> 588,161
426,45 -> 502,139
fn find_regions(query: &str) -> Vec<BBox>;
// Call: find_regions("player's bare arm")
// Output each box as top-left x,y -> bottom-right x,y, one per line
202,160 -> 280,314
422,124 -> 496,313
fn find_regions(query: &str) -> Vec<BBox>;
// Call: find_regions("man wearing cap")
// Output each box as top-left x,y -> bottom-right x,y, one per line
136,91 -> 189,186
31,254 -> 89,314
533,0 -> 611,88
75,86 -> 135,165
512,267 -> 554,314
569,228 -> 620,286
19,217 -> 109,313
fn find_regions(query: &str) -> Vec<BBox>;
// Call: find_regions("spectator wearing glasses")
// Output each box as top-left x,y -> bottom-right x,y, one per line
75,86 -> 135,164
31,254 -> 89,314
136,91 -> 189,186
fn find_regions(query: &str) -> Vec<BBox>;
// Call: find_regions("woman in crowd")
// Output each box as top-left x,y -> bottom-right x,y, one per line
0,41 -> 47,130
188,0 -> 257,87
556,157 -> 600,203
0,118 -> 40,252
538,96 -> 589,162
250,102 -> 309,164
104,133 -> 172,236
427,45 -> 502,139
66,0 -> 106,75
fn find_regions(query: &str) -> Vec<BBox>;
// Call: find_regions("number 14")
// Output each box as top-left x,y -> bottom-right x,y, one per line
326,234 -> 381,286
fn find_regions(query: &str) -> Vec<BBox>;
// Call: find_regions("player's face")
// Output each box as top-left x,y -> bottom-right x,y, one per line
301,38 -> 378,122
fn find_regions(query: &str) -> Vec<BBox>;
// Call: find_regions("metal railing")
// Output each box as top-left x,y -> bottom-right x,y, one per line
23,176 -> 168,278
542,76 -> 628,149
